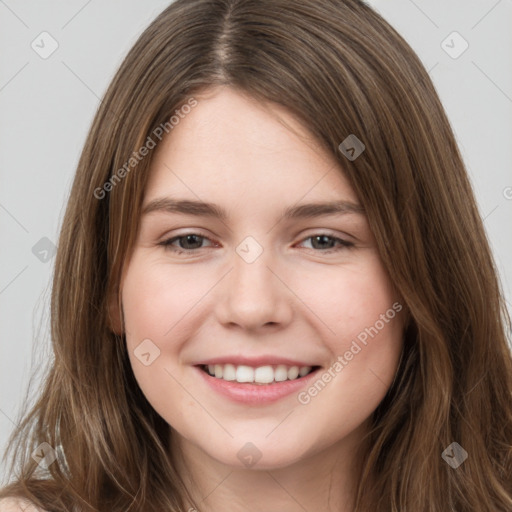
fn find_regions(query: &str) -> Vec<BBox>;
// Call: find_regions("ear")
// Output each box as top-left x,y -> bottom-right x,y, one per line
107,287 -> 124,335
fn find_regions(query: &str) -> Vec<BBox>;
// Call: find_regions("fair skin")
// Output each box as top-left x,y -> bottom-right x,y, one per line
115,86 -> 404,511
0,499 -> 43,512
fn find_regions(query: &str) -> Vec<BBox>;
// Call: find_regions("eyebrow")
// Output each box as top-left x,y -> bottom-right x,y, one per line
142,197 -> 365,220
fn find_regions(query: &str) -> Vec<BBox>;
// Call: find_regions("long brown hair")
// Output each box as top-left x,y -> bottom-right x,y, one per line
2,0 -> 511,510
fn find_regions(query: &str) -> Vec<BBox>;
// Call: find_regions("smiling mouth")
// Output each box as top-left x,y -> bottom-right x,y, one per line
198,363 -> 321,385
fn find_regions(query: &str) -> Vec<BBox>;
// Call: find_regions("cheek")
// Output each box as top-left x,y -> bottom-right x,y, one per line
120,255 -> 215,419
121,255 -> 210,347
120,255 -> 204,396
293,256 -> 404,435
295,253 -> 401,349
293,254 -> 404,403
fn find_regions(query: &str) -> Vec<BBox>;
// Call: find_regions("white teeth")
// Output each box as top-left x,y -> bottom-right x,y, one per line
236,365 -> 254,382
254,365 -> 274,384
223,363 -> 236,381
274,365 -> 288,382
299,366 -> 310,377
204,363 -> 314,384
287,366 -> 299,380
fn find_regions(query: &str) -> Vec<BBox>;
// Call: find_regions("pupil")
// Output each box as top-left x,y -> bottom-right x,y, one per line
182,235 -> 202,249
312,235 -> 333,249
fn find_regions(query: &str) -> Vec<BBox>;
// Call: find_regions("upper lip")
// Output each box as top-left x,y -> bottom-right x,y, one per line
194,356 -> 320,368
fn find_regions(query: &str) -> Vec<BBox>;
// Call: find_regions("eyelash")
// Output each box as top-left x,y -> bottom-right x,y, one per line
158,232 -> 354,255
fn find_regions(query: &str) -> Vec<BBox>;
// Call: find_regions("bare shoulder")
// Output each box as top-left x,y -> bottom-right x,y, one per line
0,498 -> 46,512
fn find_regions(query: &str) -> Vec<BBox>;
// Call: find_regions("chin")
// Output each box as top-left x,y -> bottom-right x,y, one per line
200,434 -> 313,471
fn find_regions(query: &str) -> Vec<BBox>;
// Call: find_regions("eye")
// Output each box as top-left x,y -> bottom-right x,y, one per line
158,232 -> 353,255
158,233 -> 215,254
297,234 -> 354,253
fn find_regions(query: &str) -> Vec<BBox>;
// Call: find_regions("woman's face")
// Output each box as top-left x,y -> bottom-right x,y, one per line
119,86 -> 404,469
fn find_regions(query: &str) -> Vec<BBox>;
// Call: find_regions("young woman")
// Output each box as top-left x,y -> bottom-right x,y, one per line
1,0 -> 511,510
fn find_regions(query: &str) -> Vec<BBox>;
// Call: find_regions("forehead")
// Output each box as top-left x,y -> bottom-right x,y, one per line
144,86 -> 358,208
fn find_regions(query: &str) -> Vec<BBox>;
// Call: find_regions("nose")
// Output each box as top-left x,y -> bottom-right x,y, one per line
215,245 -> 294,332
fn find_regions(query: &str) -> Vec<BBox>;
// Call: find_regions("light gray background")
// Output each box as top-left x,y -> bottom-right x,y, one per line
1,0 -> 511,483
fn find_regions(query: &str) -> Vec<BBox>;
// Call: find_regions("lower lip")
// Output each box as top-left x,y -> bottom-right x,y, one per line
194,366 -> 322,405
